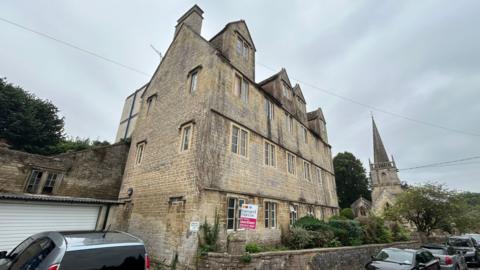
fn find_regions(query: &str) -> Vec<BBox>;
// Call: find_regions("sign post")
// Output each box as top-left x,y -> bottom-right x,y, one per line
239,204 -> 258,230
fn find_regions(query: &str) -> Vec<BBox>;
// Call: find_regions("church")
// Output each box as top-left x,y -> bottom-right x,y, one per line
352,117 -> 403,216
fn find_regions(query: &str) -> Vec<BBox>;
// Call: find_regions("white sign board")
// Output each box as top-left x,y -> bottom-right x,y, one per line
239,204 -> 258,230
189,221 -> 200,232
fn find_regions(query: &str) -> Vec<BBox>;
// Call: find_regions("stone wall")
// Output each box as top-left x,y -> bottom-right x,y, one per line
0,142 -> 129,200
199,241 -> 419,270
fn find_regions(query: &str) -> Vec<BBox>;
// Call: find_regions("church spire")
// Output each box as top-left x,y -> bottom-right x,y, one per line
372,117 -> 390,164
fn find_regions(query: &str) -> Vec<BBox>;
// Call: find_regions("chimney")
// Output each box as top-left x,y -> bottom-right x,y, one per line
175,5 -> 204,37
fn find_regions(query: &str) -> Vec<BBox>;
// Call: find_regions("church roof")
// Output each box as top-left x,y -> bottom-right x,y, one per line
372,117 -> 390,164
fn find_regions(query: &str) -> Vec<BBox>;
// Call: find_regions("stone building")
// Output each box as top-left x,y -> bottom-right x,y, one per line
369,117 -> 403,214
115,83 -> 148,142
111,5 -> 339,268
350,196 -> 372,218
0,142 -> 129,251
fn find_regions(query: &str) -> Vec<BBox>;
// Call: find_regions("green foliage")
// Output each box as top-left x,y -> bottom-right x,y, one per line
328,219 -> 364,246
282,227 -> 314,249
340,208 -> 355,220
0,78 -> 64,155
329,215 -> 347,221
390,222 -> 410,242
240,253 -> 252,263
294,216 -> 330,231
199,210 -> 220,254
357,216 -> 392,244
245,243 -> 263,253
333,152 -> 372,208
293,216 -> 336,248
384,183 -> 474,236
51,137 -> 110,154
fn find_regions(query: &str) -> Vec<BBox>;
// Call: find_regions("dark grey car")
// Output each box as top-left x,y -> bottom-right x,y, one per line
447,236 -> 480,266
365,248 -> 440,270
0,231 -> 149,270
421,244 -> 467,270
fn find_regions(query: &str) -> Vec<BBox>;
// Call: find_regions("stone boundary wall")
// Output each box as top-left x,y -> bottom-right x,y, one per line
199,241 -> 419,270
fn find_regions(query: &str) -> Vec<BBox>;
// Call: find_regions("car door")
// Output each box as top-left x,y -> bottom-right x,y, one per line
421,251 -> 440,270
9,238 -> 55,270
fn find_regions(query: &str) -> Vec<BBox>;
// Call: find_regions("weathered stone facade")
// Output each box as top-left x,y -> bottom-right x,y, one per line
112,5 -> 339,269
0,143 -> 129,200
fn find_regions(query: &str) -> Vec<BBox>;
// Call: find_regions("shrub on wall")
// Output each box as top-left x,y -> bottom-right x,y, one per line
328,219 -> 364,246
357,216 -> 393,244
245,243 -> 263,253
340,208 -> 355,220
282,226 -> 314,249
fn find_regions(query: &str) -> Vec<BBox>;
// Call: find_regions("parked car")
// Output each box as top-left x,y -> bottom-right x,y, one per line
365,248 -> 440,270
447,236 -> 480,265
463,234 -> 480,249
421,244 -> 467,270
0,231 -> 150,270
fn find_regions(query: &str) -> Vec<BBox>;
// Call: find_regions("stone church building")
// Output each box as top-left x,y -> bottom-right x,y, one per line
352,117 -> 403,217
111,5 -> 339,267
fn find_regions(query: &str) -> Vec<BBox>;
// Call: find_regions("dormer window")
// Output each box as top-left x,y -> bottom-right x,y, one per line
236,36 -> 249,61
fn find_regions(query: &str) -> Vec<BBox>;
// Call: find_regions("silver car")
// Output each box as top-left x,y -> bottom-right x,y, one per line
421,244 -> 467,270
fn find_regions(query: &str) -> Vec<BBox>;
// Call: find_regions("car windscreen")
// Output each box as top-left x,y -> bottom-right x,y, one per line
423,248 -> 446,255
61,245 -> 145,270
448,238 -> 472,247
374,249 -> 414,265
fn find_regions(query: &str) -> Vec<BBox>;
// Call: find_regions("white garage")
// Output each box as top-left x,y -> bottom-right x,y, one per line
0,197 -> 106,252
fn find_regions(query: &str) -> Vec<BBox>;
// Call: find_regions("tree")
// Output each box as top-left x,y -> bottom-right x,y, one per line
0,78 -> 64,154
333,152 -> 371,208
385,183 -> 466,236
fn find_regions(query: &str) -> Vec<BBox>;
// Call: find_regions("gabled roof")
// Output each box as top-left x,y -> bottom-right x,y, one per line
307,108 -> 325,123
258,68 -> 292,87
293,84 -> 306,103
351,196 -> 372,209
209,20 -> 256,51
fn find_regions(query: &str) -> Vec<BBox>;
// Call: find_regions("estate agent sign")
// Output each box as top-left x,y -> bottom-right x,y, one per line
239,204 -> 258,230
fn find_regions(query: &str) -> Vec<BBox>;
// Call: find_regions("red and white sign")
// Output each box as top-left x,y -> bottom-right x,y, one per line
239,204 -> 258,230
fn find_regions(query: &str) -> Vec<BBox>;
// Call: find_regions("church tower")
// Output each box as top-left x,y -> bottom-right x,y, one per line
369,117 -> 403,214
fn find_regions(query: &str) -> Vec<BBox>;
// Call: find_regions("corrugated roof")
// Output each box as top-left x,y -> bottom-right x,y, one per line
0,193 -> 122,205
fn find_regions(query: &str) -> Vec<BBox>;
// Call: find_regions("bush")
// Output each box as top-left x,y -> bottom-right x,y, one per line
199,210 -> 220,253
282,227 -> 313,249
328,219 -> 363,246
294,216 -> 330,231
357,216 -> 393,244
390,222 -> 410,242
340,208 -> 355,219
245,243 -> 263,253
329,215 -> 347,221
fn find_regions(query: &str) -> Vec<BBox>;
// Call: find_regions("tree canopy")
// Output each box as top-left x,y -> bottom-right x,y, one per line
333,152 -> 371,208
0,78 -> 64,155
0,78 -> 110,155
385,183 -> 480,235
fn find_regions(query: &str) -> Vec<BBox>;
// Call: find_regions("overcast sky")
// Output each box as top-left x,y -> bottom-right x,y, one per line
1,1 -> 479,191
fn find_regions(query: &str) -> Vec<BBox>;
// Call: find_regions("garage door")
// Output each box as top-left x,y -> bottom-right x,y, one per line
0,201 -> 100,251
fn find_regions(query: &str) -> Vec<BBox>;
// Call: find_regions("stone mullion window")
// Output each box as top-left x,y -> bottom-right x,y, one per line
264,202 -> 277,229
289,204 -> 298,225
25,170 -> 43,193
234,74 -> 249,103
180,124 -> 193,152
231,124 -> 248,157
286,152 -> 296,175
227,197 -> 245,231
264,141 -> 276,167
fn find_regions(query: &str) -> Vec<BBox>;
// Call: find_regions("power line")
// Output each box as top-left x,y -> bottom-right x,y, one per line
3,15 -> 480,138
257,62 -> 480,137
0,16 -> 150,77
398,156 -> 480,171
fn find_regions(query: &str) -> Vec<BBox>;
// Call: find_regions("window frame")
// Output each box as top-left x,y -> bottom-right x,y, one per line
285,113 -> 294,134
264,201 -> 277,229
264,140 -> 277,167
230,124 -> 249,158
236,35 -> 250,61
42,172 -> 62,194
146,94 -> 157,115
135,141 -> 146,165
233,73 -> 249,103
189,70 -> 198,93
286,151 -> 296,175
25,170 -> 43,194
301,126 -> 308,144
316,167 -> 323,183
303,161 -> 311,181
227,197 -> 247,231
180,124 -> 193,152
265,98 -> 274,120
289,204 -> 298,226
